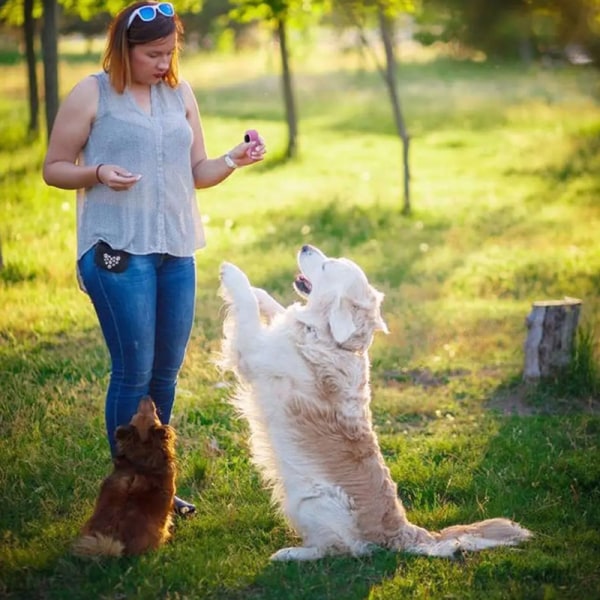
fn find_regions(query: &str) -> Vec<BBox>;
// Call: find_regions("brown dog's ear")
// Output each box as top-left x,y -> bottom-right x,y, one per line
115,424 -> 135,442
151,425 -> 175,442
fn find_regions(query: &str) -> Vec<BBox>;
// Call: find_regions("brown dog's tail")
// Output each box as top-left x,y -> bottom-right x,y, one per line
72,533 -> 125,558
396,518 -> 532,557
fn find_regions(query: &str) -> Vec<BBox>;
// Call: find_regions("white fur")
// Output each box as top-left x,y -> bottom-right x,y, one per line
218,245 -> 532,561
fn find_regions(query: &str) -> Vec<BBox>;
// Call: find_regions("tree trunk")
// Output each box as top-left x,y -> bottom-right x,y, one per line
378,7 -> 410,215
277,17 -> 298,159
523,298 -> 582,380
24,0 -> 39,135
41,0 -> 59,139
517,7 -> 534,67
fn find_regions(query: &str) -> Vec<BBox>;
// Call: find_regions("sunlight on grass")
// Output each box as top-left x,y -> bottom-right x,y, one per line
1,44 -> 599,599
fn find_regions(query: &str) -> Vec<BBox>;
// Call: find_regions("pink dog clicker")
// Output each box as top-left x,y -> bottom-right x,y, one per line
244,129 -> 260,158
244,129 -> 260,143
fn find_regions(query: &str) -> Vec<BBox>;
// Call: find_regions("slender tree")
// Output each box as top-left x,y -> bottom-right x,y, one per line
23,0 -> 39,135
276,13 -> 298,158
0,0 -> 42,135
377,5 -> 410,214
336,0 -> 415,214
41,0 -> 58,138
231,0 -> 322,159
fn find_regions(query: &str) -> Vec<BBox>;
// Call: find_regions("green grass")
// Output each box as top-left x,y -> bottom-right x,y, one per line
1,41 -> 599,599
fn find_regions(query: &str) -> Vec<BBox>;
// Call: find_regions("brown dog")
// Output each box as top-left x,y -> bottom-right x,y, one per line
72,397 -> 176,557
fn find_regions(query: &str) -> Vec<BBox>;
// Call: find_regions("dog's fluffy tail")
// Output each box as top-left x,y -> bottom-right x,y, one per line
72,533 -> 125,558
402,518 -> 532,558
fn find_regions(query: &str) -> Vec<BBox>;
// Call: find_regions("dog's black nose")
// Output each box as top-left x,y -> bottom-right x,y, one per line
301,244 -> 312,253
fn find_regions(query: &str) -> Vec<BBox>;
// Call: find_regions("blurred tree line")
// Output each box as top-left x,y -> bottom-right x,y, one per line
1,0 -> 597,215
417,0 -> 598,65
3,0 -> 597,62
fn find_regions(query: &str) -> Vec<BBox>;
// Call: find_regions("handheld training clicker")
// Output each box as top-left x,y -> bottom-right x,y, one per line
244,129 -> 260,143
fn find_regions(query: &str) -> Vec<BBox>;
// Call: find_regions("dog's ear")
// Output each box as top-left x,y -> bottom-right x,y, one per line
375,315 -> 390,335
115,424 -> 135,442
372,288 -> 389,334
375,314 -> 389,334
328,297 -> 357,345
151,425 -> 175,443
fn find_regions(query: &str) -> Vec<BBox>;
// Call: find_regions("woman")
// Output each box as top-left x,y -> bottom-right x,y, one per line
43,1 -> 266,516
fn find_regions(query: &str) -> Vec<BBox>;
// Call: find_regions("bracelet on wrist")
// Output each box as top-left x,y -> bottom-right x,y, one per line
95,163 -> 105,184
224,153 -> 238,170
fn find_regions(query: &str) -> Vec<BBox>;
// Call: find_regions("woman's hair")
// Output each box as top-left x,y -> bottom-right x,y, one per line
102,1 -> 184,93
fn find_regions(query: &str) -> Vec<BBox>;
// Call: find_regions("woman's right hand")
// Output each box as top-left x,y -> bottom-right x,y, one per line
97,164 -> 142,191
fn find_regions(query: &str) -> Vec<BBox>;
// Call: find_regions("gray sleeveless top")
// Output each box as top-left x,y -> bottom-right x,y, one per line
76,71 -> 205,259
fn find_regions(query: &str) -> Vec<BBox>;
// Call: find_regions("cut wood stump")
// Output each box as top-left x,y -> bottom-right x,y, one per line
523,298 -> 582,380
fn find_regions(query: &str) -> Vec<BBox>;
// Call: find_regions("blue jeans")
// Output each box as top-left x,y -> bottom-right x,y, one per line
78,246 -> 196,457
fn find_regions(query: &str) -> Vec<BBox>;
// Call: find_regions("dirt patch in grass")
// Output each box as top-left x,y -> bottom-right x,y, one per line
382,367 -> 471,388
487,382 -> 600,416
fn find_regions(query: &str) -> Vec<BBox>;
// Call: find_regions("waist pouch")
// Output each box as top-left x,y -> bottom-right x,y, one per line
94,241 -> 130,273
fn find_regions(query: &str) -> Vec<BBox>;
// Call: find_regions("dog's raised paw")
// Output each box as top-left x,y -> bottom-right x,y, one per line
220,262 -> 250,289
220,262 -> 254,304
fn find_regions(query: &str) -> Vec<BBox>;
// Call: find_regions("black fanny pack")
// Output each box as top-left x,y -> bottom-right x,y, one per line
94,241 -> 130,273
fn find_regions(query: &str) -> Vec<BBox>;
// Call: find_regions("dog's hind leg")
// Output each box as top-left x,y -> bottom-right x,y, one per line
270,546 -> 327,561
271,484 -> 371,562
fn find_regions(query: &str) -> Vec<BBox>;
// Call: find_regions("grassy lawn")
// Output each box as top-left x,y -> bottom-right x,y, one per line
0,41 -> 599,599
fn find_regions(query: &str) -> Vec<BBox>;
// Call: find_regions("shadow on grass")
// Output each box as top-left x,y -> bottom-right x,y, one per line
206,551 -> 408,600
195,410 -> 600,599
504,122 -> 600,205
2,326 -> 599,598
0,327 -> 107,387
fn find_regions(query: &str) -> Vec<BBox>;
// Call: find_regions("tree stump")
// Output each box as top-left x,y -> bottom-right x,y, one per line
523,298 -> 582,380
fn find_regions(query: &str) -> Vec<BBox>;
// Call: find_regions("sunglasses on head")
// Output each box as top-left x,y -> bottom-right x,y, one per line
127,2 -> 175,29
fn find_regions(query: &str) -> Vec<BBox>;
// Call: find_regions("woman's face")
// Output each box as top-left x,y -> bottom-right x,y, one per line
129,32 -> 176,86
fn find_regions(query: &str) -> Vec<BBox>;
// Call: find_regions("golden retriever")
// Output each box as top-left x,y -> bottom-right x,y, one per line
219,244 -> 531,561
72,396 -> 176,557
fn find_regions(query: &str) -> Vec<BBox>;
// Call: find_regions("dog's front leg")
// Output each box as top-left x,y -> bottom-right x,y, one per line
252,287 -> 285,323
220,261 -> 259,312
219,262 -> 263,335
220,263 -> 272,378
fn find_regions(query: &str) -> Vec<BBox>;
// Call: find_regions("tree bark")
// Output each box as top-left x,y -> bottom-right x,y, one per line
24,0 -> 39,135
378,7 -> 410,215
277,17 -> 298,159
523,298 -> 582,380
41,0 -> 59,139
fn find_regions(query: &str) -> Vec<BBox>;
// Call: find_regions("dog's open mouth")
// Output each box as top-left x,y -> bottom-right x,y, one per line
294,273 -> 312,296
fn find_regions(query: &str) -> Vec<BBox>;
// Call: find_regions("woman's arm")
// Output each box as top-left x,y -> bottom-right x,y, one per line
42,76 -> 100,190
180,80 -> 265,190
43,76 -> 142,192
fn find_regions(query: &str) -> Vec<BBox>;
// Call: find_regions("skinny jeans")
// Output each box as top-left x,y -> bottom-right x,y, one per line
78,246 -> 196,456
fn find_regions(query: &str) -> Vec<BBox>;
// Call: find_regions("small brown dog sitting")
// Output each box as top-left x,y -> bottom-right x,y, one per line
73,396 -> 176,557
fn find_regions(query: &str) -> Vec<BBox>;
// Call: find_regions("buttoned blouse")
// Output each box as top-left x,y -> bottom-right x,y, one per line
76,71 -> 206,259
